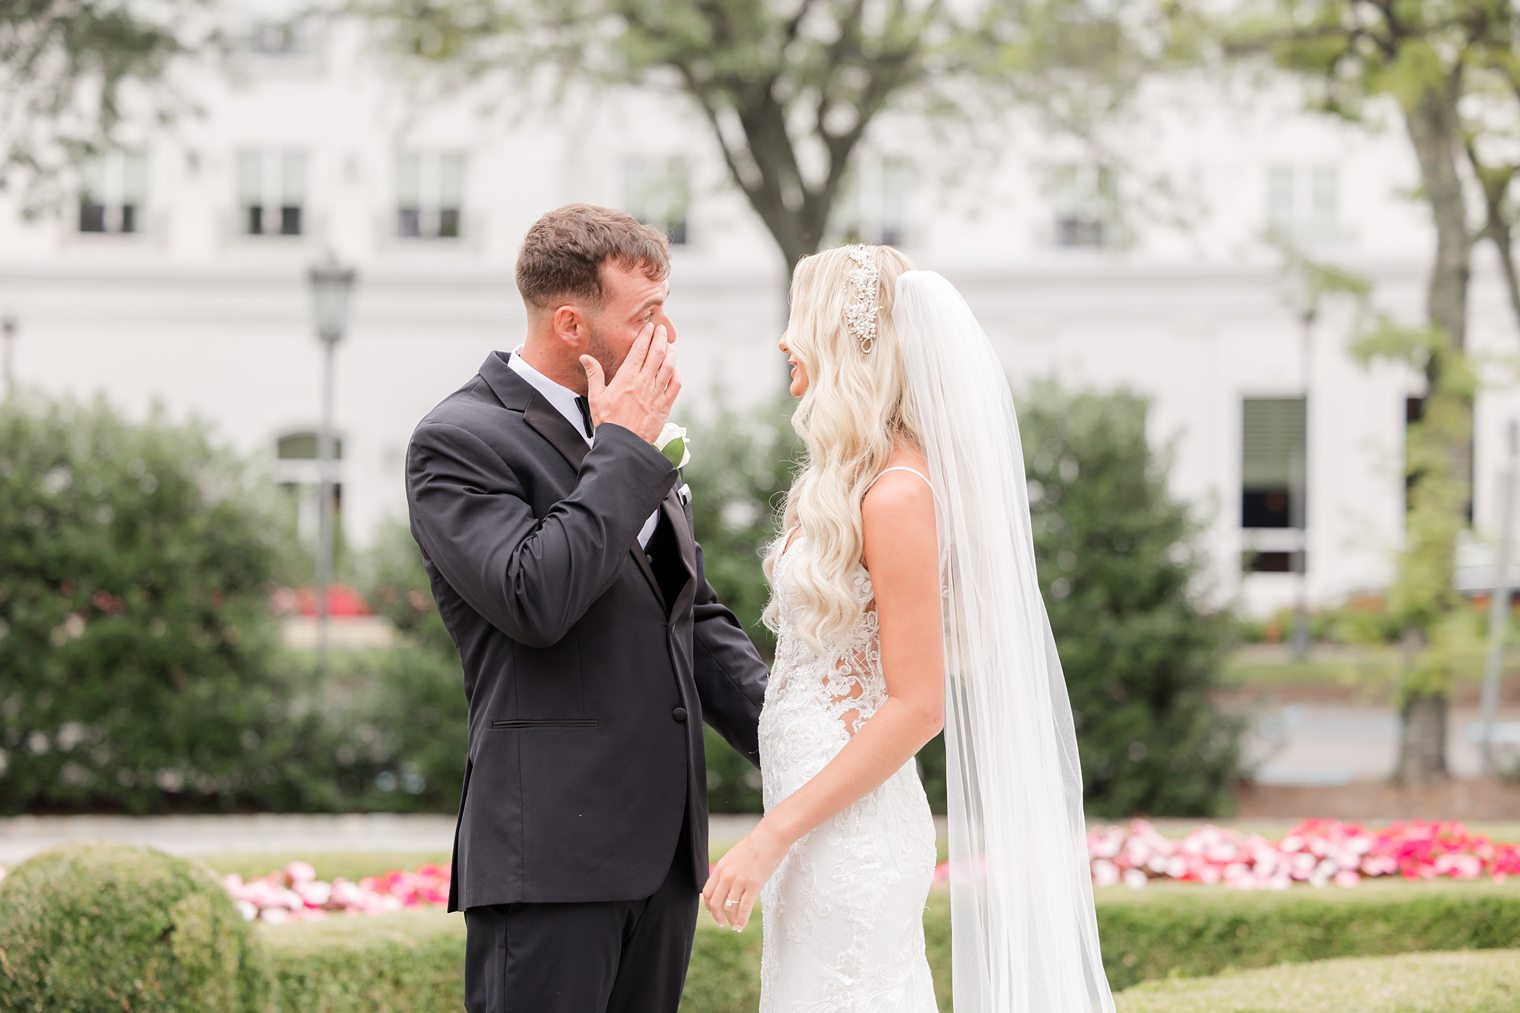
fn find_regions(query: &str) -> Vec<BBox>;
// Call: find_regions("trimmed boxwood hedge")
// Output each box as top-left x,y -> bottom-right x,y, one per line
258,879 -> 1520,1011
0,844 -> 269,1012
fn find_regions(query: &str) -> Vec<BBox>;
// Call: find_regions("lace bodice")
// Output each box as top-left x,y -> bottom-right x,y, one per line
756,529 -> 938,1013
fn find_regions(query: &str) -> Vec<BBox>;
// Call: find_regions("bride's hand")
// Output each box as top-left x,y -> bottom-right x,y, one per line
701,821 -> 788,932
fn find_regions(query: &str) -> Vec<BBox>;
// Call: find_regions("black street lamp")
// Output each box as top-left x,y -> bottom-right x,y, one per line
307,255 -> 356,676
2,315 -> 16,399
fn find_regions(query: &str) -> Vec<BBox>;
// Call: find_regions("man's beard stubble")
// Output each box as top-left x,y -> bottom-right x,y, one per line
586,327 -> 625,386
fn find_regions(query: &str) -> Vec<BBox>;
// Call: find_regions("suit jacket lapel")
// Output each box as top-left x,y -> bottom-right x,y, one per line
523,399 -> 590,472
661,488 -> 697,617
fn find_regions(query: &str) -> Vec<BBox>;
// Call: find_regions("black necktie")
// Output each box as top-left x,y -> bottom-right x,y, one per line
573,396 -> 594,438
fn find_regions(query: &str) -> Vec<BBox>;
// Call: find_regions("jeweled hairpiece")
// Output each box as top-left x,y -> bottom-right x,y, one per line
844,244 -> 880,353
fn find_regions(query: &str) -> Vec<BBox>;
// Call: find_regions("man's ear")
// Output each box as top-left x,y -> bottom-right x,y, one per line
550,304 -> 585,349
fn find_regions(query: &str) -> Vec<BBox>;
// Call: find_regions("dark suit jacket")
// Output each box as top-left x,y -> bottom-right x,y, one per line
405,351 -> 768,912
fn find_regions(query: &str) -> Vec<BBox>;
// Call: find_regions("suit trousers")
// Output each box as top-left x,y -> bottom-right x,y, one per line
463,807 -> 700,1012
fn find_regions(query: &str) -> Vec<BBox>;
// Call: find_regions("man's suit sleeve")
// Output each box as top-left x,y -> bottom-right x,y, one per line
690,535 -> 769,769
406,420 -> 676,648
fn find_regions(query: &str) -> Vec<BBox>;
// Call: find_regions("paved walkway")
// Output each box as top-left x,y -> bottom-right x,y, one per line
0,813 -> 772,869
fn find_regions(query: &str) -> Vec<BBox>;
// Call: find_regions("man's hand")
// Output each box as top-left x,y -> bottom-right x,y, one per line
580,323 -> 680,444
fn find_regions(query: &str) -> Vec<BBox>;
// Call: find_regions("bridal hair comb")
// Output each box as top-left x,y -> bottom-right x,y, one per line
844,244 -> 880,353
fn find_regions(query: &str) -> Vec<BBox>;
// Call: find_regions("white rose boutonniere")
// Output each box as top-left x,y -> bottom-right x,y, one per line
655,422 -> 690,470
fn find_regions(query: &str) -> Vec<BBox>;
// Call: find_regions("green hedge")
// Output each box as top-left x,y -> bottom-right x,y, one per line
257,880 -> 1520,1011
1116,947 -> 1520,1013
0,844 -> 269,1012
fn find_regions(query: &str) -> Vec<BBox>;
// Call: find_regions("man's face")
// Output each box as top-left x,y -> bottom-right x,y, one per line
581,261 -> 676,380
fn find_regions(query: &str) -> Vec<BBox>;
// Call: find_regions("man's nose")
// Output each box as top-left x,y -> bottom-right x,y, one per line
659,311 -> 678,344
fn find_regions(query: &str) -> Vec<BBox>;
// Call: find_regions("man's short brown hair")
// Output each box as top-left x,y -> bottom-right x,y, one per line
515,204 -> 671,310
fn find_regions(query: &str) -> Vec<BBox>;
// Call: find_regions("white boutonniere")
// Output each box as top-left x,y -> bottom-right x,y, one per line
655,422 -> 690,470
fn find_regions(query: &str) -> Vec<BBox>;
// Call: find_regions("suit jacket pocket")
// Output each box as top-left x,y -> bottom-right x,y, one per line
489,718 -> 600,729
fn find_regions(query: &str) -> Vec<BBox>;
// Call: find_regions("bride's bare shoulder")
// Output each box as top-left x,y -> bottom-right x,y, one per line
861,454 -> 934,540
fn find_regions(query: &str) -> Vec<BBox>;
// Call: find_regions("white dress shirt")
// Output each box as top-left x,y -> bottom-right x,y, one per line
509,348 -> 660,550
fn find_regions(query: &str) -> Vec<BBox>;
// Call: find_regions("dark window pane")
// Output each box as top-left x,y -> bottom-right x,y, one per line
1242,488 -> 1293,529
1243,550 -> 1299,574
437,207 -> 461,239
79,202 -> 107,233
245,204 -> 264,235
398,207 -> 422,238
878,225 -> 902,246
279,206 -> 302,236
667,220 -> 688,245
119,204 -> 137,234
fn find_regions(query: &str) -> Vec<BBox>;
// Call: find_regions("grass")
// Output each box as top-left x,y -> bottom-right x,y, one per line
1116,947 -> 1520,1012
202,851 -> 451,883
1221,642 -> 1520,693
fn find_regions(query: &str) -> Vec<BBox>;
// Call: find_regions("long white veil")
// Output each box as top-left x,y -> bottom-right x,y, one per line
893,271 -> 1115,1012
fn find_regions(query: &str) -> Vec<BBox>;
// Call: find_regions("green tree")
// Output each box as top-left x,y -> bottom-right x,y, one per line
1208,0 -> 1520,783
0,1 -> 214,213
0,394 -> 318,814
357,0 -> 1168,275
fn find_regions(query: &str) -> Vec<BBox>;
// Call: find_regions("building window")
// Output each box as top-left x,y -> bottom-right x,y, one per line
1267,164 -> 1338,244
274,431 -> 343,547
623,157 -> 691,244
1049,163 -> 1115,249
397,152 -> 465,240
1241,396 -> 1307,574
833,157 -> 909,247
1405,395 -> 1474,525
238,150 -> 306,237
78,151 -> 147,235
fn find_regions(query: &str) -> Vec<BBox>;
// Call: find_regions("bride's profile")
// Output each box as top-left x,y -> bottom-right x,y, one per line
700,243 -> 1116,1012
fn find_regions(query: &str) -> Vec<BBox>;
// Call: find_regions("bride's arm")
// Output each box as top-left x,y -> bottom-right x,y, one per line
701,471 -> 944,930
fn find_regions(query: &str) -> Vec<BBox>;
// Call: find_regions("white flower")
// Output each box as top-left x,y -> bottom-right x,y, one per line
654,422 -> 691,469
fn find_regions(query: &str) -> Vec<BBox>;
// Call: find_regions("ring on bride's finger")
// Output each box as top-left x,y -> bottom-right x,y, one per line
724,899 -> 738,908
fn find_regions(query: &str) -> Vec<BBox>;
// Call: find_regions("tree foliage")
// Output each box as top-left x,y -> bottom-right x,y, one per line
0,0 -> 215,213
358,0 -> 1171,271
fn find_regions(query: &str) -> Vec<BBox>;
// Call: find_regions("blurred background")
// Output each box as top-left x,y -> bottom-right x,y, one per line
3,0 -> 1520,1008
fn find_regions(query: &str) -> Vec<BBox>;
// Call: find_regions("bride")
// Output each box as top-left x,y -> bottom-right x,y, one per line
699,244 -> 1116,1012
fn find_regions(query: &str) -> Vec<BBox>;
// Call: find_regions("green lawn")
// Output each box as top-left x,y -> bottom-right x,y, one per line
1222,642 -> 1520,693
1116,947 -> 1520,1012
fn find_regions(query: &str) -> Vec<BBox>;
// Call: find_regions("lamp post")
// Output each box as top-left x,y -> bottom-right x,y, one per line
307,254 -> 356,677
2,315 -> 16,399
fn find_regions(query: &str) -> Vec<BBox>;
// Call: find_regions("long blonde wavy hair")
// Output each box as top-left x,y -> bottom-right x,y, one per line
762,243 -> 920,654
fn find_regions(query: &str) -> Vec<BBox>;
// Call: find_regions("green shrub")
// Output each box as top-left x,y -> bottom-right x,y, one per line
253,879 -> 1520,1011
261,908 -> 462,1012
1014,383 -> 1246,818
0,394 -> 324,815
0,843 -> 269,1012
1116,947 -> 1520,1013
357,516 -> 455,657
310,645 -> 467,812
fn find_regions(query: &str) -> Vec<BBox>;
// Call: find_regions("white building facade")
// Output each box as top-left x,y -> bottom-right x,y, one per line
3,9 -> 1519,618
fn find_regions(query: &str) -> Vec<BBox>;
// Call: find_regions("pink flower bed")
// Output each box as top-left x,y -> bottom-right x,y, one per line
219,861 -> 450,923
2,819 -> 1514,922
1068,817 -> 1519,891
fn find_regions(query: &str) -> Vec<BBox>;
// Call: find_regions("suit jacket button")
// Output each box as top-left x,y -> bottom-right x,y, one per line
672,707 -> 688,723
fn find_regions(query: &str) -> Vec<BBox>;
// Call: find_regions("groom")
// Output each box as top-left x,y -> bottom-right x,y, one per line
405,204 -> 769,1012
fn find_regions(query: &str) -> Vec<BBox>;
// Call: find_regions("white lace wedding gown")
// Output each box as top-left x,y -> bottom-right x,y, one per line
757,486 -> 940,1012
